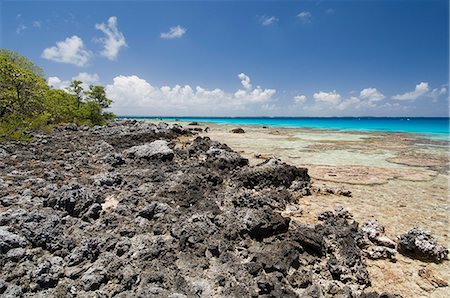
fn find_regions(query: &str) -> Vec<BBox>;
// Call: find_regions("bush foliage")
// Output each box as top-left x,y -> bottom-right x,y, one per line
0,49 -> 115,140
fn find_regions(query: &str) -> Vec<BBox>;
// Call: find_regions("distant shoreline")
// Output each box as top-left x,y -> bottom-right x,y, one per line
117,116 -> 450,138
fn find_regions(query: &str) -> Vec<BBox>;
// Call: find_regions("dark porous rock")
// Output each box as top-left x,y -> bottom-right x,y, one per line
104,153 -> 126,167
93,172 -> 123,187
32,257 -> 64,290
188,121 -> 199,126
66,239 -> 100,266
0,121 -> 425,297
65,123 -> 78,131
235,158 -> 310,189
397,227 -> 448,262
206,148 -> 248,170
239,206 -> 290,240
231,128 -> 245,134
2,283 -> 23,297
44,184 -> 102,218
124,140 -> 174,161
0,227 -> 27,254
20,211 -> 75,254
80,267 -> 108,291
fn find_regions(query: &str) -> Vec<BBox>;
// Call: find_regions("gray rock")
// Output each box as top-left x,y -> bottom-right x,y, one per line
44,184 -> 101,218
0,228 -> 27,254
20,212 -> 74,254
66,239 -> 99,266
0,148 -> 9,158
235,158 -> 310,189
397,227 -> 448,262
124,140 -> 174,161
103,153 -> 125,167
366,246 -> 397,260
80,267 -> 108,291
93,172 -> 123,187
5,248 -> 26,262
2,284 -> 23,297
206,148 -> 248,170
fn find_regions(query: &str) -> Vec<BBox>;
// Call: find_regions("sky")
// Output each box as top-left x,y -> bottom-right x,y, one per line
1,0 -> 449,117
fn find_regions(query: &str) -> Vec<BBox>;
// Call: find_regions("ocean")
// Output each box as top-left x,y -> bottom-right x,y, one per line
118,117 -> 450,139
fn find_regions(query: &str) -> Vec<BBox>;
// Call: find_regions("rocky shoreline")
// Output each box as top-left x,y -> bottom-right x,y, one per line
0,121 -> 447,297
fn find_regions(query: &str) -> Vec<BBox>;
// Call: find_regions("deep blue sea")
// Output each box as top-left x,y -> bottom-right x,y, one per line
118,117 -> 450,140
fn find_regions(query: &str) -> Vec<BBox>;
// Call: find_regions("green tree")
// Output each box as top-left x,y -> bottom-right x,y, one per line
0,49 -> 48,119
86,85 -> 112,109
68,80 -> 84,108
0,48 -> 115,140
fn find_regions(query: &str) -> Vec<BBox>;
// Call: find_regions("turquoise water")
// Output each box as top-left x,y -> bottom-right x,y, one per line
119,117 -> 450,139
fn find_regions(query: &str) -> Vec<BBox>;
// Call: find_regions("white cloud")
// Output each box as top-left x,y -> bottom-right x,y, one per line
95,16 -> 127,60
160,25 -> 186,39
260,16 -> 278,26
16,24 -> 27,34
359,87 -> 385,102
106,73 -> 276,115
47,77 -> 69,90
325,9 -> 336,15
313,90 -> 341,105
294,95 -> 306,104
337,96 -> 361,110
427,87 -> 447,101
73,72 -> 100,85
42,35 -> 92,66
392,82 -> 429,100
238,73 -> 252,90
32,21 -> 42,28
297,11 -> 312,23
47,72 -> 100,90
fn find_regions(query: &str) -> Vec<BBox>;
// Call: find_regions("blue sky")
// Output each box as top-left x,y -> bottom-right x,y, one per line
2,0 -> 449,116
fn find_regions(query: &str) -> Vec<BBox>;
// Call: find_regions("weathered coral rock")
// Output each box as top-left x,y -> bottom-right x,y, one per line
397,227 -> 448,262
0,121 -> 405,297
124,140 -> 174,161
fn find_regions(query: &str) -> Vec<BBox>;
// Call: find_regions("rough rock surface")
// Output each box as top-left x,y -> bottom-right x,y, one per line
397,227 -> 448,262
0,120 -> 412,297
231,128 -> 245,134
125,140 -> 174,161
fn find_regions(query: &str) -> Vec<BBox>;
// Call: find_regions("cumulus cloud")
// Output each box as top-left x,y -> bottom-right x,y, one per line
47,77 -> 69,90
293,95 -> 306,104
95,16 -> 127,60
359,88 -> 385,102
47,72 -> 100,90
392,82 -> 429,100
160,25 -> 186,39
313,90 -> 341,105
42,35 -> 92,66
238,73 -> 252,90
337,96 -> 362,110
297,11 -> 312,23
73,72 -> 100,85
106,73 -> 276,115
259,15 -> 278,26
309,87 -> 384,113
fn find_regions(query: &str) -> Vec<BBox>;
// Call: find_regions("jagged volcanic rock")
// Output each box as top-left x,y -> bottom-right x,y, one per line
0,121 -> 405,297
